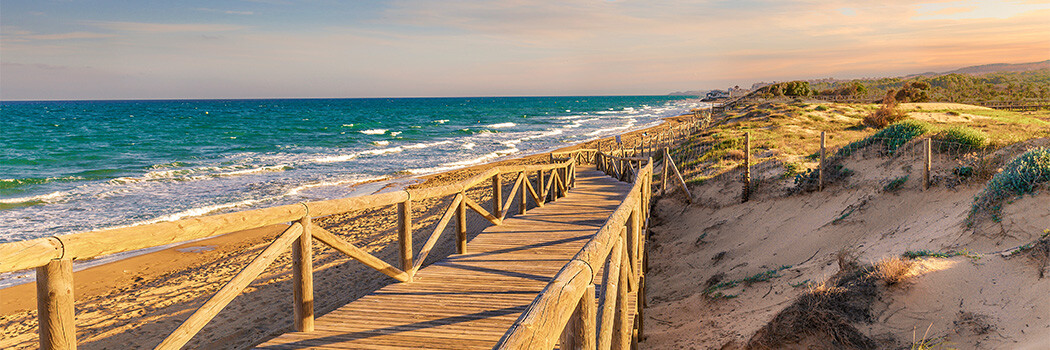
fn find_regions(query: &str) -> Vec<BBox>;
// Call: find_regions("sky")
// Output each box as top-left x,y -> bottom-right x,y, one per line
1,0 -> 1049,100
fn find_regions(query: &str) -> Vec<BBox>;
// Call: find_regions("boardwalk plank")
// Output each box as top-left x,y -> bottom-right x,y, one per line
257,168 -> 632,349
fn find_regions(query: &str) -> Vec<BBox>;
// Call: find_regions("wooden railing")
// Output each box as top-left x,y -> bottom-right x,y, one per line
0,157 -> 583,349
495,152 -> 652,350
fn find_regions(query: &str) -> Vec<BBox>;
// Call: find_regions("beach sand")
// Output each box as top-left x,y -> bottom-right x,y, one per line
0,116 -> 695,349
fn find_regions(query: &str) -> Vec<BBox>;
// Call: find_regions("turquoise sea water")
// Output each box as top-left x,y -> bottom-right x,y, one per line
0,96 -> 701,242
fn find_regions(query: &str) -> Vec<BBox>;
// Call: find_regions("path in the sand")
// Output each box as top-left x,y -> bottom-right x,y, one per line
257,167 -> 635,349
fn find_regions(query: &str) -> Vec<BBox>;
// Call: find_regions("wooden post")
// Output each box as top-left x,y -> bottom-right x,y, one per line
292,215 -> 314,331
37,258 -> 75,350
612,247 -> 631,350
636,275 -> 645,341
819,131 -> 826,192
560,284 -> 597,350
492,174 -> 502,219
661,148 -> 669,195
924,138 -> 931,190
398,200 -> 413,281
519,172 -> 527,215
537,170 -> 545,203
456,193 -> 467,254
742,132 -> 751,203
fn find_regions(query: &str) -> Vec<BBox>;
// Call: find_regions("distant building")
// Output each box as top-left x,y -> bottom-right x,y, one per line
705,90 -> 729,100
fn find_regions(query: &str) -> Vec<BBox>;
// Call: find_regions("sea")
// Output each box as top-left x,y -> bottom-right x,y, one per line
1,96 -> 704,245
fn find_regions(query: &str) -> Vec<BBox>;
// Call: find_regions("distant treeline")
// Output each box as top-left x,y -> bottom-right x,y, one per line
753,69 -> 1050,102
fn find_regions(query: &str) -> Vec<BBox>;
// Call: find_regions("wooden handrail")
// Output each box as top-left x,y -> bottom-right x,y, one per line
0,160 -> 577,274
496,156 -> 652,349
2,153 -> 578,349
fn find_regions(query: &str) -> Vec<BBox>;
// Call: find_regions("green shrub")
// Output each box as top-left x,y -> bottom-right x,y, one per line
953,166 -> 974,178
935,126 -> 988,152
883,176 -> 908,192
869,120 -> 931,154
970,148 -> 1050,222
814,105 -> 828,111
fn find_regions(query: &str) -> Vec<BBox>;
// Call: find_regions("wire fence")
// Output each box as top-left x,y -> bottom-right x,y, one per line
654,126 -> 1045,201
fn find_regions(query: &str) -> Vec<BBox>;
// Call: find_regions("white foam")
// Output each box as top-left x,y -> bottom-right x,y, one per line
136,198 -> 266,226
433,119 -> 449,124
359,146 -> 403,156
462,142 -> 476,149
286,176 -> 384,197
373,141 -> 390,146
487,122 -> 516,128
390,131 -> 402,137
0,191 -> 69,204
403,140 -> 454,149
311,154 -> 357,163
215,165 -> 291,177
359,129 -> 387,135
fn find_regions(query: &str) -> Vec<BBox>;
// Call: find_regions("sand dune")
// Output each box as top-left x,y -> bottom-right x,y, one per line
643,139 -> 1050,349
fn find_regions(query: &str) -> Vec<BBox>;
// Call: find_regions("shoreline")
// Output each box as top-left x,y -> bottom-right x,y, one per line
0,110 -> 701,349
0,106 -> 699,289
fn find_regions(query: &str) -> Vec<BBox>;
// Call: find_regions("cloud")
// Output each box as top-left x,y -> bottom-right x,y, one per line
85,21 -> 247,33
913,0 -> 1050,20
195,8 -> 255,15
27,32 -> 115,40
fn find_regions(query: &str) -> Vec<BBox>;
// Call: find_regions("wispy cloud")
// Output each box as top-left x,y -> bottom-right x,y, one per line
27,32 -> 115,40
85,21 -> 247,33
196,8 -> 255,15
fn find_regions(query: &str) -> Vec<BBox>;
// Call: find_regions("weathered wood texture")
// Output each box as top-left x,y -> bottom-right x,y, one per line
256,168 -> 635,349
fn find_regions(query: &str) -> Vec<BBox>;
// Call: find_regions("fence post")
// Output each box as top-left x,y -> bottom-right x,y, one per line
457,192 -> 467,254
819,131 -> 826,191
398,200 -> 413,281
612,245 -> 631,350
560,284 -> 597,350
924,138 -> 931,190
537,170 -> 545,203
661,148 -> 669,195
37,258 -> 76,350
519,171 -> 527,215
492,174 -> 502,219
742,132 -> 751,203
293,215 -> 314,331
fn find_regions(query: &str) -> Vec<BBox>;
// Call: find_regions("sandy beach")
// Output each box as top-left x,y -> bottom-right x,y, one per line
0,115 -> 695,349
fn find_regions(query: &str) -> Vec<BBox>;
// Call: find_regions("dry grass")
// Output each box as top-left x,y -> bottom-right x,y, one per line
863,105 -> 907,128
871,257 -> 917,285
747,267 -> 881,349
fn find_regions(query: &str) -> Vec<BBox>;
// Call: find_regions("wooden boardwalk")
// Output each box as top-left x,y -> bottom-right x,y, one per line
258,168 -> 634,349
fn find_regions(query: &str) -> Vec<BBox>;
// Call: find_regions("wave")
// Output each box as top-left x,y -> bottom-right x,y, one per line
403,140 -> 454,150
0,176 -> 84,190
433,119 -> 449,124
286,176 -> 383,197
462,142 -> 476,149
0,191 -> 69,205
441,148 -> 519,168
487,122 -> 516,128
359,129 -> 387,135
215,165 -> 291,177
135,198 -> 266,226
373,141 -> 390,146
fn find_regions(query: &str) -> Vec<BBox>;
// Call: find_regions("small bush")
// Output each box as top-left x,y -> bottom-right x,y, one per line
871,257 -> 916,285
953,166 -> 974,178
883,176 -> 908,192
869,120 -> 931,154
946,111 -> 961,116
724,149 -> 746,160
863,92 -> 907,128
970,148 -> 1050,222
862,106 -> 906,128
814,105 -> 828,111
935,126 -> 988,152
